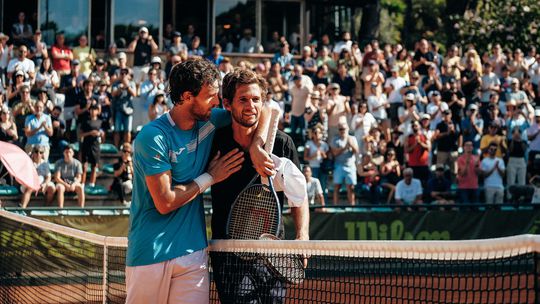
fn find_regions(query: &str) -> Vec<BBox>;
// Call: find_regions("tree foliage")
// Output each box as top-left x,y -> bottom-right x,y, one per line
453,0 -> 540,52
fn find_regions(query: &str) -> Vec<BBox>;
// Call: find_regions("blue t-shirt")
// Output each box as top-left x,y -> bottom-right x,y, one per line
25,113 -> 52,145
126,108 -> 230,267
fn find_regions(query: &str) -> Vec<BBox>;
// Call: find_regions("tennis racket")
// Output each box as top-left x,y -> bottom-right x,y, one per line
226,105 -> 281,240
259,233 -> 305,285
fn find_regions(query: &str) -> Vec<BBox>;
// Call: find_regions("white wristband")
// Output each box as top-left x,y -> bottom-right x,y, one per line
194,173 -> 213,194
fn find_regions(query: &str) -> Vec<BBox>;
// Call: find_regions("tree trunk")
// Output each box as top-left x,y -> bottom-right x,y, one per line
444,0 -> 478,45
358,0 -> 381,43
401,0 -> 414,48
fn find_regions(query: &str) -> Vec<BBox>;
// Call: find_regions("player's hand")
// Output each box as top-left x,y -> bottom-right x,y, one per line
250,145 -> 275,177
296,234 -> 310,268
208,149 -> 244,184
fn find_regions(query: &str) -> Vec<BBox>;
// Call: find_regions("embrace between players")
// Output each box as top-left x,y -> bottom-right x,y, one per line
125,58 -> 309,304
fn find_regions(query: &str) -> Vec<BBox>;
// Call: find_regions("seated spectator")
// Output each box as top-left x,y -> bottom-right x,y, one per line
148,92 -> 169,121
54,145 -> 85,208
168,31 -> 188,56
239,28 -> 259,53
368,81 -> 389,121
481,142 -> 505,204
457,140 -> 480,204
111,143 -> 134,205
24,100 -> 53,160
140,68 -> 164,110
426,165 -> 454,204
7,45 -> 35,82
0,108 -> 18,144
331,122 -> 359,205
80,105 -> 103,187
300,46 -> 317,77
272,43 -> 294,78
357,152 -> 382,203
89,58 -> 110,85
326,83 -> 351,141
20,146 -> 55,208
395,167 -> 423,205
188,36 -> 205,58
207,44 -> 224,66
303,165 -> 324,206
351,102 -> 377,153
35,57 -> 59,104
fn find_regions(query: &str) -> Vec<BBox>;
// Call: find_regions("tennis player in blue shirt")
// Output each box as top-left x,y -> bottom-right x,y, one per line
126,59 -> 273,304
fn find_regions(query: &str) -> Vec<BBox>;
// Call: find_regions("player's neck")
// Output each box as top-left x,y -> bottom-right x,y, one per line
232,122 -> 257,150
170,106 -> 196,130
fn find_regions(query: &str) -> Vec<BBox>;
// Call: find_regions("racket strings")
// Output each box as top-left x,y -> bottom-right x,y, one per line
228,185 -> 280,240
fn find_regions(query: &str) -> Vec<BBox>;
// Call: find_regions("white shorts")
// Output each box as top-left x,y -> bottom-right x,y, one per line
125,249 -> 209,304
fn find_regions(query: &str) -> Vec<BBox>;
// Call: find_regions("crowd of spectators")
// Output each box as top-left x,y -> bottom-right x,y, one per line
1,14 -> 540,208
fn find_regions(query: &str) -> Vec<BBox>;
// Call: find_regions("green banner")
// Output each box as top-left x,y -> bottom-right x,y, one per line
33,209 -> 540,241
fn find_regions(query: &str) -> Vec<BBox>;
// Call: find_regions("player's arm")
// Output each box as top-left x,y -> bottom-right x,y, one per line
291,199 -> 309,240
147,149 -> 244,214
249,103 -> 276,177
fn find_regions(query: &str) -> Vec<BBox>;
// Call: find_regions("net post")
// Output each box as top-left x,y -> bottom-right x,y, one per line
103,238 -> 109,304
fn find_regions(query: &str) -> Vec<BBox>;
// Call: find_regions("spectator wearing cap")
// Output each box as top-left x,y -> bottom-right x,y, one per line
7,69 -> 29,106
506,126 -> 528,199
426,164 -> 454,204
24,100 -> 53,160
457,140 -> 480,204
361,59 -> 384,99
20,146 -> 55,208
426,90 -> 448,130
289,74 -> 311,145
89,58 -> 110,85
36,87 -> 53,113
420,113 -> 435,143
73,35 -> 96,77
480,121 -> 507,158
527,110 -> 540,173
405,120 -> 431,185
480,62 -> 501,104
505,98 -> 530,141
111,52 -> 129,82
441,77 -> 466,124
434,109 -> 460,178
368,81 -> 389,121
300,46 -> 317,77
51,32 -> 73,76
398,93 -> 420,136
326,82 -> 351,141
127,26 -> 158,84
333,63 -> 356,102
507,78 -> 533,117
7,45 -> 35,82
148,91 -> 168,121
272,42 -> 294,78
480,142 -> 505,205
54,145 -> 85,208
395,167 -> 423,205
188,36 -> 205,58
331,121 -> 358,205
207,44 -> 224,66
168,31 -> 188,56
94,80 -> 113,131
461,103 -> 483,151
28,29 -> 47,68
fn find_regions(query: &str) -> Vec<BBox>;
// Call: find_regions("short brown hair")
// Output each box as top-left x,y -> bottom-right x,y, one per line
221,68 -> 268,102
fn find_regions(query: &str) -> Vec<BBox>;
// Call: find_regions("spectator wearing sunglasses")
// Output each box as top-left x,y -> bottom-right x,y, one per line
480,142 -> 505,204
20,147 -> 55,208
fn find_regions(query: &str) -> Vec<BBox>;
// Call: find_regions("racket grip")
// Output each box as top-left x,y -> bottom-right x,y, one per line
262,104 -> 280,184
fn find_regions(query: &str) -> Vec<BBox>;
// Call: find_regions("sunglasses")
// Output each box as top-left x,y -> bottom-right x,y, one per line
33,150 -> 44,154
123,150 -> 132,153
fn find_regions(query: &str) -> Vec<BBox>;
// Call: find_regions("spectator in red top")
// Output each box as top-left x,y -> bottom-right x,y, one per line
51,32 -> 73,76
404,120 -> 431,185
456,140 -> 480,204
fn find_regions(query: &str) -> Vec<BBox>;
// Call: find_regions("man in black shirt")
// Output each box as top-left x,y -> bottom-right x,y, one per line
434,110 -> 461,179
127,27 -> 158,84
210,69 -> 309,304
413,39 -> 435,76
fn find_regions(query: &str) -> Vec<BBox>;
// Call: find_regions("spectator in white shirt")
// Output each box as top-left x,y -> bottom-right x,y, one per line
303,165 -> 325,206
367,82 -> 388,120
384,66 -> 406,105
7,45 -> 35,81
480,142 -> 505,204
426,90 -> 448,130
395,168 -> 423,205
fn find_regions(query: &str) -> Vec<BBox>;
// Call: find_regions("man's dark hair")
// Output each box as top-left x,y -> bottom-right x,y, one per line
168,58 -> 220,105
222,68 -> 268,102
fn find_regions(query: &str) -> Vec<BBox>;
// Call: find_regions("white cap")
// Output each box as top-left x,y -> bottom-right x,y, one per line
117,52 -> 127,60
139,26 -> 149,33
405,93 -> 415,100
151,56 -> 162,64
303,46 -> 311,52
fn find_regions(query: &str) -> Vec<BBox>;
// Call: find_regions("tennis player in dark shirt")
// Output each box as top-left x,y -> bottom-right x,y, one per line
209,68 -> 309,304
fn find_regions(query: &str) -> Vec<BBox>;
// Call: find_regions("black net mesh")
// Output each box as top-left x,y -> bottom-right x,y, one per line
1,210 -> 539,304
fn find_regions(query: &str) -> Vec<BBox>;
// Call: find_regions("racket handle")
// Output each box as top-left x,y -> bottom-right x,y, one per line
262,104 -> 280,184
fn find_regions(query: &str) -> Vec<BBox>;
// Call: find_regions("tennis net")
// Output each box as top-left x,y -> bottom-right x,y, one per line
1,210 -> 539,303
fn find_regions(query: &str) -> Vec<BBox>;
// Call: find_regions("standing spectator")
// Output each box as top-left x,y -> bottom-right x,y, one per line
316,46 -> 337,75
480,142 -> 505,205
505,99 -> 530,141
51,32 -> 73,76
434,110 -> 460,178
238,28 -> 259,53
95,80 -> 112,130
80,105 -> 103,187
426,165 -> 454,204
0,108 -> 18,144
413,39 -> 435,76
508,48 -> 528,80
380,148 -> 401,204
426,91 -> 449,130
461,57 -> 481,102
480,62 -> 500,105
443,45 -> 462,80
127,27 -> 158,84
333,31 -> 352,59
384,65 -> 406,111
0,33 -> 12,85
303,124 -> 329,197
49,106 -> 67,153
457,141 -> 480,204
12,84 -> 35,138
489,44 -> 506,77
111,143 -> 134,205
394,48 -> 412,82
7,69 -> 29,106
73,35 -> 96,77
74,79 -> 99,134
421,64 -> 443,94
272,43 -> 294,78
300,46 -> 317,77
11,12 -> 33,46
7,45 -> 35,81
441,77 -> 466,124
368,81 -> 389,121
527,110 -> 540,173
35,57 -> 59,103
267,62 -> 288,102
140,68 -> 164,110
506,126 -> 527,199
398,93 -> 421,136
289,75 -> 311,145
326,83 -> 351,141
265,31 -> 281,54
351,102 -> 377,153
24,100 -> 53,160
480,121 -> 507,158
303,165 -> 325,206
461,104 -> 483,151
28,30 -> 47,68
361,60 -> 385,99
395,168 -> 423,205
20,146 -> 55,208
405,120 -> 431,185
112,68 -> 136,147
331,122 -> 359,205
54,145 -> 85,208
